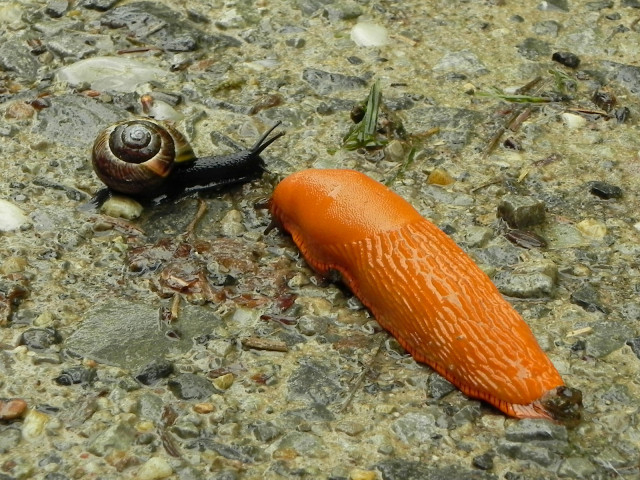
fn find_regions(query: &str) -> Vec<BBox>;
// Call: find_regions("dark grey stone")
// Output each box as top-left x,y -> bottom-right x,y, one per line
296,0 -> 335,16
45,33 -> 103,60
33,94 -> 124,148
0,40 -> 41,81
20,327 -> 62,350
627,337 -> 640,359
558,457 -> 597,478
532,20 -> 561,36
497,195 -> 546,228
497,440 -> 558,467
54,366 -> 96,385
287,358 -> 343,405
505,419 -> 568,442
403,107 -> 484,151
585,1 -> 614,10
135,359 -> 174,385
297,315 -> 329,336
276,432 -> 324,457
168,373 -> 215,400
517,38 -> 552,60
588,181 -> 623,199
45,0 -> 69,18
325,3 -> 362,21
375,460 -> 497,480
570,285 -> 607,313
100,1 -> 207,52
492,271 -> 555,298
250,421 -> 282,442
552,51 -> 581,68
472,244 -> 523,268
171,421 -> 200,439
88,422 -> 136,456
603,61 -> 640,99
137,393 -> 164,423
187,438 -> 260,463
80,0 -> 120,10
302,68 -> 368,95
472,452 -> 495,471
66,301 -> 222,370
585,323 -> 633,358
539,0 -> 569,11
427,374 -> 456,400
391,412 -> 438,444
283,403 -> 336,422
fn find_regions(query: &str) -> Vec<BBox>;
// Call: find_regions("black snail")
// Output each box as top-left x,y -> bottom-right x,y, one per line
89,119 -> 284,206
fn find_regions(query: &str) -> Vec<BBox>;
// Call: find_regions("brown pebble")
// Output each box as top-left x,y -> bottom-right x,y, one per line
193,402 -> 215,414
427,168 -> 454,186
4,102 -> 34,120
0,398 -> 28,420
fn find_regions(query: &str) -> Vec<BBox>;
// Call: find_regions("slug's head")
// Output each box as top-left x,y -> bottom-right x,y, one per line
270,169 -> 424,247
92,119 -> 195,195
536,385 -> 583,426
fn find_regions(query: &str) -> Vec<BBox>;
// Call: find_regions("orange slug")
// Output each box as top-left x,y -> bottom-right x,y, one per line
269,169 -> 582,423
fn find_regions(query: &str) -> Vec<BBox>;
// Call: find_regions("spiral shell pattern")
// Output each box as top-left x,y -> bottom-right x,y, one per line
91,120 -> 195,195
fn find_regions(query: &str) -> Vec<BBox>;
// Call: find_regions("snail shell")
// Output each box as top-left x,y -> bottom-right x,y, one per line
92,120 -> 195,195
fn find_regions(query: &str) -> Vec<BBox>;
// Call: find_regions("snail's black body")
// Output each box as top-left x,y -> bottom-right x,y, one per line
164,122 -> 283,197
89,120 -> 283,207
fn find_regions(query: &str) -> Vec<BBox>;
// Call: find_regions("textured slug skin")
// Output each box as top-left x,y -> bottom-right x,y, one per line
270,169 -> 567,420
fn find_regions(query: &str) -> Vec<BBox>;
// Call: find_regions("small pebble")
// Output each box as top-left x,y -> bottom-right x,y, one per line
552,51 -> 581,68
497,195 -> 546,228
576,219 -> 607,239
193,403 -> 215,414
592,89 -> 617,112
0,398 -> 28,420
561,112 -> 587,129
336,421 -> 365,436
20,328 -> 62,350
0,256 -> 28,274
100,195 -> 143,220
45,0 -> 69,18
4,102 -> 35,119
219,210 -> 246,236
588,181 -> 623,199
427,168 -> 455,186
472,452 -> 495,470
21,409 -> 50,440
136,456 -> 173,480
54,366 -> 96,386
135,359 -> 174,386
349,469 -> 378,480
212,373 -> 234,391
570,285 -> 608,313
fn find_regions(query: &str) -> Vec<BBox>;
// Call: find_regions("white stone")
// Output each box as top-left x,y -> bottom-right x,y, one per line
350,22 -> 389,47
561,112 -> 587,130
55,56 -> 167,92
0,199 -> 30,232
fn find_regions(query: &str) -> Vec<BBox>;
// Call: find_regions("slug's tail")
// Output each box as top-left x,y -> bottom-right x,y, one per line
424,358 -> 582,424
533,385 -> 583,425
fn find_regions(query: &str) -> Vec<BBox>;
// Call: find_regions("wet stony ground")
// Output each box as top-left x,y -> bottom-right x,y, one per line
2,0 -> 640,479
